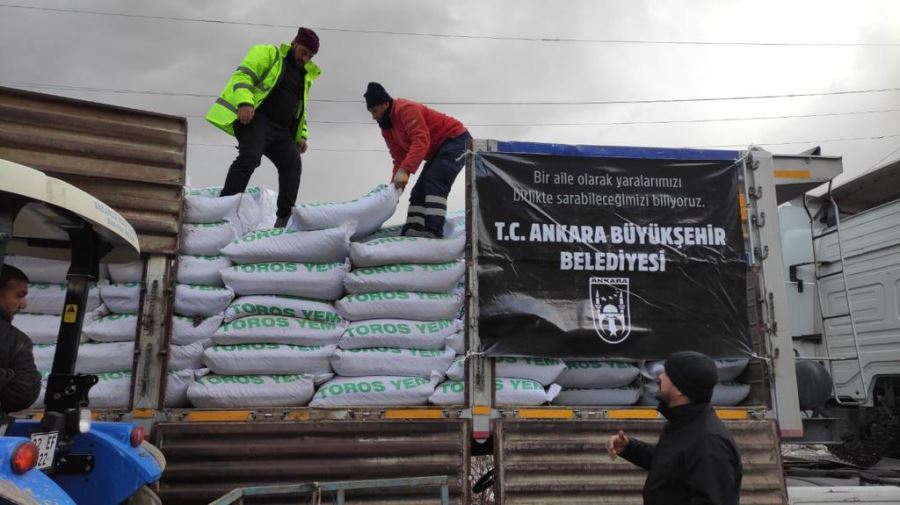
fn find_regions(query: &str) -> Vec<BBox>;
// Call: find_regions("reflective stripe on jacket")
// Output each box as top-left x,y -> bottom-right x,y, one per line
206,43 -> 321,141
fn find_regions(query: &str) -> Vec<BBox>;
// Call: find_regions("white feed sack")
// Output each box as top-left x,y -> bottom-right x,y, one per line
202,343 -> 335,376
184,185 -> 277,234
716,358 -> 751,382
171,315 -> 223,346
239,186 -> 279,233
290,184 -> 400,240
221,261 -> 349,300
165,369 -> 195,408
338,318 -> 463,350
107,261 -> 144,283
77,341 -> 135,373
99,282 -> 141,314
180,221 -> 239,256
177,255 -> 231,286
335,291 -> 463,322
330,347 -> 455,378
554,383 -> 642,406
32,345 -> 56,371
174,284 -> 234,317
212,315 -> 346,346
240,186 -> 279,233
30,375 -> 48,411
357,213 -> 463,243
169,341 -> 206,371
23,284 -> 66,315
638,380 -> 751,406
447,331 -> 464,355
221,224 -> 353,265
15,314 -> 62,345
446,355 -> 465,381
224,295 -> 343,325
187,372 -> 315,408
6,255 -> 71,283
83,313 -> 138,342
495,357 -> 567,386
183,192 -> 242,224
31,341 -> 129,373
344,260 -> 464,294
712,382 -> 751,406
350,234 -> 466,268
24,283 -> 101,315
429,380 -> 465,406
641,358 -> 750,382
443,212 -> 466,239
638,381 -> 659,406
89,370 -> 133,409
640,360 -> 664,381
430,378 -> 566,407
495,379 -> 561,406
309,373 -> 440,407
557,361 -> 641,389
356,224 -> 403,242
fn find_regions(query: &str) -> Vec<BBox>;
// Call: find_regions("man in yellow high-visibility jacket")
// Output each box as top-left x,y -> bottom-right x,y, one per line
207,27 -> 321,228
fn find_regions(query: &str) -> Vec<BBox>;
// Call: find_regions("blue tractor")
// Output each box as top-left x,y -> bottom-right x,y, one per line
0,159 -> 164,504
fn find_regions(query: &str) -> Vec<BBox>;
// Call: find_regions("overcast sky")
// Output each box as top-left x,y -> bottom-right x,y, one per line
2,0 -> 899,224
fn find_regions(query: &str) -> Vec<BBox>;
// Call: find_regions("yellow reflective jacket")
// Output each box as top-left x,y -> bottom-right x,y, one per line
206,43 -> 321,141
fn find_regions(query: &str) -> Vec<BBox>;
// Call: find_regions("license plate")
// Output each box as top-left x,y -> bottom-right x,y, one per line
30,431 -> 59,470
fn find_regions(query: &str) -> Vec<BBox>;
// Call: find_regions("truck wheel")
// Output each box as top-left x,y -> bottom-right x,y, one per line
122,485 -> 161,505
828,408 -> 899,467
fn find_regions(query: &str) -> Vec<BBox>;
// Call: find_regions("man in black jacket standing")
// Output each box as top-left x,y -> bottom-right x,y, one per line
0,265 -> 41,413
608,351 -> 742,505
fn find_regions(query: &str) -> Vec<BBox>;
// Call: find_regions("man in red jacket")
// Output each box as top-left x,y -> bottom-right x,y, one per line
365,82 -> 471,238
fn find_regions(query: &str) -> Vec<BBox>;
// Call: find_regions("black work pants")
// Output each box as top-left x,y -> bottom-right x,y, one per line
402,130 -> 471,237
220,113 -> 302,218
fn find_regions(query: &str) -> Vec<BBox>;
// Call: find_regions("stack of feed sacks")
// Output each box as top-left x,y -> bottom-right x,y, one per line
169,187 -> 262,408
85,263 -> 144,409
638,358 -> 752,407
187,186 -> 401,408
192,223 -> 354,408
96,255 -> 214,409
552,360 -> 642,406
14,255 -> 139,410
10,255 -> 102,410
315,215 -> 464,407
23,258 -> 138,410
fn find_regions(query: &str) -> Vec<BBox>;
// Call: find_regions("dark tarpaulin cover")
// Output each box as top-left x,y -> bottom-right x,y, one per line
475,151 -> 751,359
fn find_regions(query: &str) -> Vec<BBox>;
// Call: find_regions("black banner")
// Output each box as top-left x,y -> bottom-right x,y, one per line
475,152 -> 751,359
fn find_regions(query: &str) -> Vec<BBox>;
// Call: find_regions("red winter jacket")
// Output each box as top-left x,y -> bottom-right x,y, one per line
381,98 -> 466,175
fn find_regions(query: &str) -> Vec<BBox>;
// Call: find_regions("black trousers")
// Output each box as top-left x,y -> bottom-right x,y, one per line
402,130 -> 472,237
220,114 -> 302,218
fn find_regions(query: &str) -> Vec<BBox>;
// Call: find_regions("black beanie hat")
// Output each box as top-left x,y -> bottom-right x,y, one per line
365,82 -> 392,108
665,351 -> 718,403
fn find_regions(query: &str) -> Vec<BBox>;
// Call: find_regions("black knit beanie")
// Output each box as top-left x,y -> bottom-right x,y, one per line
664,351 -> 718,403
365,82 -> 392,108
